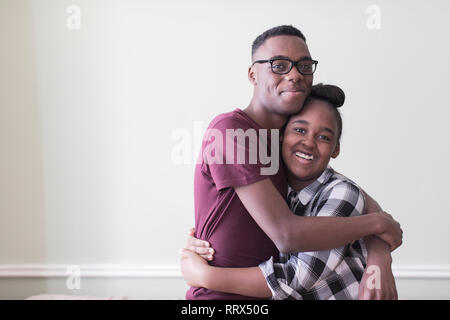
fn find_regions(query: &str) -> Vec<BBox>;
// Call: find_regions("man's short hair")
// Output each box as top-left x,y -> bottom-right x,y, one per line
251,25 -> 306,58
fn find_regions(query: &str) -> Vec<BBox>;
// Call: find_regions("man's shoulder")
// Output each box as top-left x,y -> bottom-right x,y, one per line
207,109 -> 257,131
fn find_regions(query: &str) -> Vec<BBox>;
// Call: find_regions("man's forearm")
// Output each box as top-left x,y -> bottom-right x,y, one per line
236,178 -> 401,254
283,214 -> 381,253
203,266 -> 271,298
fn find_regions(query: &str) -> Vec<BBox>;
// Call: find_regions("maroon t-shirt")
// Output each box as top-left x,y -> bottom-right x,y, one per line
186,108 -> 287,300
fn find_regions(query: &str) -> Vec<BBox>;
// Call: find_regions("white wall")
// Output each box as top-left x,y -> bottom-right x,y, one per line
1,0 -> 450,299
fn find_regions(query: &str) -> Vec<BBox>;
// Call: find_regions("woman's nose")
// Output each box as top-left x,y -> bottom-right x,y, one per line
301,134 -> 316,148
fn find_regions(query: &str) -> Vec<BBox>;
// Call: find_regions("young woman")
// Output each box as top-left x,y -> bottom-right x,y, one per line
181,84 -> 396,300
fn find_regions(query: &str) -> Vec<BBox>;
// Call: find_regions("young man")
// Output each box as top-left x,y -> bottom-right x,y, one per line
186,25 -> 402,300
182,84 -> 377,299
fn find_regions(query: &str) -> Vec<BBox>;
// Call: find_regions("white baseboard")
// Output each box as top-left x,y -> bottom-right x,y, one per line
392,265 -> 450,279
0,264 -> 449,279
0,264 -> 181,278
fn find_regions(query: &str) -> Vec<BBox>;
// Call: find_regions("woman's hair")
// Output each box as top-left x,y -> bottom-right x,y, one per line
304,83 -> 345,143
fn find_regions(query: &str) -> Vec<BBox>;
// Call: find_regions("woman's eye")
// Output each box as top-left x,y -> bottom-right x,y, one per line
294,128 -> 306,134
318,135 -> 331,141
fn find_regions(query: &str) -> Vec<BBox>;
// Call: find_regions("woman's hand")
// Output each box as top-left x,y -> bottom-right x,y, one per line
180,248 -> 210,288
359,262 -> 398,300
359,236 -> 398,300
186,228 -> 214,261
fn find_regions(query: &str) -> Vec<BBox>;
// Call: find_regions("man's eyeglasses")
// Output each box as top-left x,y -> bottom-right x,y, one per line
252,58 -> 318,75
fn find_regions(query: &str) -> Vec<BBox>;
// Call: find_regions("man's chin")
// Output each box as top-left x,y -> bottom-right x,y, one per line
279,97 -> 307,113
279,102 -> 305,115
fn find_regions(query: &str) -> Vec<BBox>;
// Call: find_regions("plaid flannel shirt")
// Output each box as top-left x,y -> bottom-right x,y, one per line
259,167 -> 367,300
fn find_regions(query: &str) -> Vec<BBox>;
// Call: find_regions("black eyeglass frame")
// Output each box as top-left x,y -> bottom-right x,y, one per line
252,58 -> 318,75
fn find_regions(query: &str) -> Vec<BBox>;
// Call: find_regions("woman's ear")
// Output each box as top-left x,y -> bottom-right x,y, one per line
248,66 -> 257,85
331,142 -> 340,158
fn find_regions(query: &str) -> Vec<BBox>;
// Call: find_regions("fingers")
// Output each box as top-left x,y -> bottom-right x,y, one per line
184,229 -> 215,261
390,234 -> 403,251
379,213 -> 403,251
181,249 -> 213,261
187,234 -> 210,249
362,288 -> 397,300
187,243 -> 214,256
192,247 -> 214,256
381,211 -> 392,219
380,289 -> 397,300
180,248 -> 213,261
200,254 -> 214,261
187,238 -> 213,254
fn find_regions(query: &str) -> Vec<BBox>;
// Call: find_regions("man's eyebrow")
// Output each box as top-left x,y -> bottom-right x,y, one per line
269,55 -> 313,61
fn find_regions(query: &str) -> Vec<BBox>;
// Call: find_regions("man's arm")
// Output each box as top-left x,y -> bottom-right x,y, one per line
258,181 -> 366,300
185,186 -> 400,299
235,178 -> 402,253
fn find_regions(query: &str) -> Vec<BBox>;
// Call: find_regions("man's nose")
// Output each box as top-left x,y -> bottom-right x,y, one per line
285,65 -> 304,82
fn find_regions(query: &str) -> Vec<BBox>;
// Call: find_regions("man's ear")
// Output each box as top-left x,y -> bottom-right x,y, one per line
248,65 -> 257,85
331,142 -> 340,159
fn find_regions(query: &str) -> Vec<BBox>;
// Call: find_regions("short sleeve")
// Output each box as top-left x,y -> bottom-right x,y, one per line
315,181 -> 365,218
201,114 -> 277,191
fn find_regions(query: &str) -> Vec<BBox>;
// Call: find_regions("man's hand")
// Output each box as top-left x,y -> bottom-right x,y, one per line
359,236 -> 398,300
180,248 -> 209,288
363,189 -> 403,252
186,228 -> 214,261
372,211 -> 403,251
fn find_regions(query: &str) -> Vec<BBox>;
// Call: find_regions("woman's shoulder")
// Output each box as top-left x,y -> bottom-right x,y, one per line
318,168 -> 365,207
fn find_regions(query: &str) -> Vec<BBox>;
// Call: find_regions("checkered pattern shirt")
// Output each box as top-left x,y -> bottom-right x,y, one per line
259,167 -> 367,300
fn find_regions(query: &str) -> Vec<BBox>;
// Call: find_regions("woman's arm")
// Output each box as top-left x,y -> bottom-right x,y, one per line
180,249 -> 271,298
184,193 -> 400,300
235,178 -> 402,253
182,182 -> 373,299
359,192 -> 398,299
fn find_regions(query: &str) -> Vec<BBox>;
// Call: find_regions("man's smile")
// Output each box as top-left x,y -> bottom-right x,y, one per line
280,85 -> 306,97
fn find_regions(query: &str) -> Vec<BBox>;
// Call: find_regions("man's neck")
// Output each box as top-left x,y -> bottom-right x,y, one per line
243,97 -> 288,129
